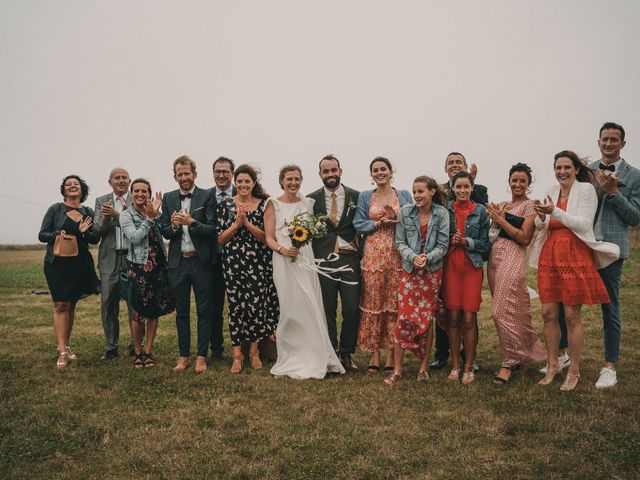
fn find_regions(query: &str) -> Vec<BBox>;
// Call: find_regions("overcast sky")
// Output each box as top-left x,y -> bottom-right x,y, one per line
1,1 -> 639,244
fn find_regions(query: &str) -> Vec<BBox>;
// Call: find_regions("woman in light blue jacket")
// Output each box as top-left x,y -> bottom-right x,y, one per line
353,157 -> 413,373
120,179 -> 175,368
383,176 -> 449,385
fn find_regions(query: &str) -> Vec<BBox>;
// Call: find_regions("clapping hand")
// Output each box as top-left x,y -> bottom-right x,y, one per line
143,192 -> 162,220
533,196 -> 555,221
451,229 -> 466,247
78,216 -> 93,233
413,253 -> 427,269
485,202 -> 506,228
235,203 -> 247,228
595,170 -> 621,195
101,199 -> 118,218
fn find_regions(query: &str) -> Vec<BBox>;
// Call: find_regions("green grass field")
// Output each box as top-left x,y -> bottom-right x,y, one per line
1,248 -> 639,479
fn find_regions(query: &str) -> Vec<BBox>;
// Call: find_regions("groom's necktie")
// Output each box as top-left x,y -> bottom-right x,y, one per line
330,193 -> 339,253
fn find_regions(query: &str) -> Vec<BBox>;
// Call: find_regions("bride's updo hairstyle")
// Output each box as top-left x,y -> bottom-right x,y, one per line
278,164 -> 303,190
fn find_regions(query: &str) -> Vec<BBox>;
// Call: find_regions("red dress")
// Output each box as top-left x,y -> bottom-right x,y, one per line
442,200 -> 483,312
395,224 -> 444,359
537,196 -> 609,305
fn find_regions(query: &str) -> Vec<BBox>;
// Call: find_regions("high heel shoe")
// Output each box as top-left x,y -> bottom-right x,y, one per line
65,346 -> 78,361
230,353 -> 244,374
538,365 -> 561,386
56,351 -> 69,369
249,353 -> 262,370
560,372 -> 580,392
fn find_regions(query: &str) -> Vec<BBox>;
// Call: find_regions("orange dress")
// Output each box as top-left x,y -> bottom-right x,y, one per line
442,200 -> 483,312
537,196 -> 609,305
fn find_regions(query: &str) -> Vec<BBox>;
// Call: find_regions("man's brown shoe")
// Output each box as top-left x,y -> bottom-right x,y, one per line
173,356 -> 191,372
340,355 -> 359,372
194,355 -> 208,374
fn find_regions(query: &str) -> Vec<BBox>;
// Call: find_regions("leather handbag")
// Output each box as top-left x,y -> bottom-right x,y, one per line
53,230 -> 79,257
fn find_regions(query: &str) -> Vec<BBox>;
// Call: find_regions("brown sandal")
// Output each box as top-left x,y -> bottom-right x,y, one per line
230,354 -> 244,374
249,354 -> 262,370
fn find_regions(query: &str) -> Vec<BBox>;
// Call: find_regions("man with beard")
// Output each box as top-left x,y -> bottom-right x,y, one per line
307,154 -> 361,371
159,155 -> 217,373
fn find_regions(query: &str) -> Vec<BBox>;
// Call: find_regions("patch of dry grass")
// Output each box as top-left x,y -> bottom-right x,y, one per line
1,249 -> 639,479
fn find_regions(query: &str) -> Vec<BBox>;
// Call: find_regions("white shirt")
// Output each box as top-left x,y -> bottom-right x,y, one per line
112,192 -> 129,251
179,188 -> 196,253
215,185 -> 234,201
323,184 -> 355,251
594,158 -> 622,241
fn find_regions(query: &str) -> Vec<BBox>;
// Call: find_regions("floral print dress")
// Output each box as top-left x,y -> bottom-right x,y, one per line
395,224 -> 443,359
358,192 -> 403,352
217,198 -> 279,346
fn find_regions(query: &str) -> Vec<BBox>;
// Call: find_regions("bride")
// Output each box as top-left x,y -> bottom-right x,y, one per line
264,164 -> 346,379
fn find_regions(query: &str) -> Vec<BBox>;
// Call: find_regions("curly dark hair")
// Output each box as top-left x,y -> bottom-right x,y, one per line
60,175 -> 89,202
509,163 -> 533,185
234,164 -> 268,199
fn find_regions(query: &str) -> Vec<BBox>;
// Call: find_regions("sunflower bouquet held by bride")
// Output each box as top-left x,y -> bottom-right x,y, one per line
284,212 -> 329,262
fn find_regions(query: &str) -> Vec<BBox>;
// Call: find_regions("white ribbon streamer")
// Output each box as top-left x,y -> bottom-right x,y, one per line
295,252 -> 359,285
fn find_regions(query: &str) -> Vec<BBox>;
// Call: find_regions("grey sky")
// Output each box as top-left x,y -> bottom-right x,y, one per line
1,1 -> 639,244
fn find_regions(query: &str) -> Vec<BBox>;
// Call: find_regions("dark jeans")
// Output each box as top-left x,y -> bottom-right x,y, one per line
169,257 -> 213,357
317,254 -> 361,357
556,258 -> 623,360
210,261 -> 225,355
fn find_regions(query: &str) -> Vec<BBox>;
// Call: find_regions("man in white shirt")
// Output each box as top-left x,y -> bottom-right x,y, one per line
93,168 -> 135,360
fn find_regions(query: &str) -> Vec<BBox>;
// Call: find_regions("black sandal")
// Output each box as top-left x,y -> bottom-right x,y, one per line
367,365 -> 380,373
133,353 -> 145,369
493,366 -> 513,385
143,353 -> 155,368
384,366 -> 394,372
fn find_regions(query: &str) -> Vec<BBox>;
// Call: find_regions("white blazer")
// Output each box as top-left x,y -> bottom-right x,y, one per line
528,181 -> 619,270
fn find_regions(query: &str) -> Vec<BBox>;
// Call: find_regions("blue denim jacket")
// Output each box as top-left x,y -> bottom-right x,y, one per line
396,203 -> 450,273
447,200 -> 490,268
354,188 -> 413,251
119,207 -> 164,265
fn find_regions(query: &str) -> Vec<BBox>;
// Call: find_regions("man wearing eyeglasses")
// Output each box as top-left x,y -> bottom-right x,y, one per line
210,156 -> 237,360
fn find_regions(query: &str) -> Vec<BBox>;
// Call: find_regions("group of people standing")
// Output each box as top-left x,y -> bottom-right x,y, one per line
38,122 -> 639,392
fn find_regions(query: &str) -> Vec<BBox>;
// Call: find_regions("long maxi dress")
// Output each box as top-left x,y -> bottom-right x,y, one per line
268,197 -> 345,379
487,200 -> 546,368
358,192 -> 403,352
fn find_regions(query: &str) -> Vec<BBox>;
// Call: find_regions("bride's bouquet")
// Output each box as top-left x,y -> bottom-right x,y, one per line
284,212 -> 329,262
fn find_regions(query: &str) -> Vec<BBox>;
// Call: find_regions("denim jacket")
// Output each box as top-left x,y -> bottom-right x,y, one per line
119,207 -> 164,265
353,188 -> 413,250
447,200 -> 490,268
396,203 -> 450,273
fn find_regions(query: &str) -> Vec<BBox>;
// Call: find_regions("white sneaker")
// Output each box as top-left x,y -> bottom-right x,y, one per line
595,367 -> 618,389
539,353 -> 571,374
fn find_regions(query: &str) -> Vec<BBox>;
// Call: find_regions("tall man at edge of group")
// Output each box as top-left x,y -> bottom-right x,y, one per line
307,154 -> 361,372
431,152 -> 488,371
589,122 -> 640,388
209,156 -> 237,360
159,155 -> 217,373
93,167 -> 136,360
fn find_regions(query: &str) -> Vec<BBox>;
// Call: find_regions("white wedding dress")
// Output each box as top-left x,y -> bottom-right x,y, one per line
269,197 -> 345,379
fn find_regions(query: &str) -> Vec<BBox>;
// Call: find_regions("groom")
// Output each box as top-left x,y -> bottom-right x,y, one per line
308,154 -> 361,372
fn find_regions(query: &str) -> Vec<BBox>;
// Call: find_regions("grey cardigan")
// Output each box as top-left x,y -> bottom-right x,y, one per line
395,203 -> 450,273
119,207 -> 165,265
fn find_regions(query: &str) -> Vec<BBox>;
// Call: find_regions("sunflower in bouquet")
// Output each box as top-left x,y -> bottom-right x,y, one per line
284,212 -> 329,262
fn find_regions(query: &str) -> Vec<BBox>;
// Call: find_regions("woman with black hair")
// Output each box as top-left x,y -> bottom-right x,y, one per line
38,175 -> 100,368
486,163 -> 546,384
217,164 -> 279,374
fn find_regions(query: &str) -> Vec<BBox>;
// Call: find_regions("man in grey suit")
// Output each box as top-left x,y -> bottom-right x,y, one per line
93,167 -> 135,360
589,122 -> 640,388
159,155 -> 217,373
307,154 -> 361,372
